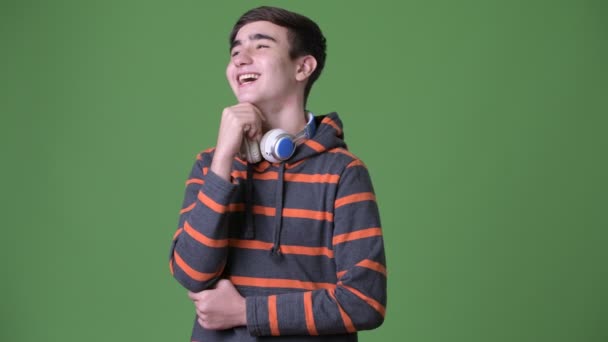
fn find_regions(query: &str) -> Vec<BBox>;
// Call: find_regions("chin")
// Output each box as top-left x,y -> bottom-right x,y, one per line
236,92 -> 263,104
236,95 -> 255,104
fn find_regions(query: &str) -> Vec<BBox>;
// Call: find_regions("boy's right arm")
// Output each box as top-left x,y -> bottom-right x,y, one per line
169,103 -> 264,292
169,153 -> 237,292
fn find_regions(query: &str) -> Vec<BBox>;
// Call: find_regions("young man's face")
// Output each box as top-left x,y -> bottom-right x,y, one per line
226,21 -> 301,107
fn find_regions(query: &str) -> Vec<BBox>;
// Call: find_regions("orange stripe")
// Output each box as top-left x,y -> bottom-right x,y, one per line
197,192 -> 244,213
328,288 -> 356,333
173,251 -> 221,282
231,170 -> 247,179
255,172 -> 278,180
304,140 -> 325,152
346,159 -> 366,168
235,156 -> 247,165
173,227 -> 183,240
303,292 -> 318,335
329,147 -> 357,159
342,285 -> 386,317
227,203 -> 245,211
280,245 -> 334,258
230,276 -> 335,290
284,208 -> 333,221
253,206 -> 276,216
184,221 -> 228,247
284,173 -> 340,184
268,295 -> 279,336
202,167 -> 208,175
169,260 -> 174,275
335,192 -> 376,208
229,239 -> 334,258
180,202 -> 196,214
285,159 -> 305,169
333,227 -> 382,245
229,239 -> 273,250
186,178 -> 204,186
356,259 -> 387,277
254,161 -> 271,172
197,191 -> 227,213
336,270 -> 347,279
238,171 -> 340,184
253,206 -> 333,222
195,149 -> 214,161
322,117 -> 343,136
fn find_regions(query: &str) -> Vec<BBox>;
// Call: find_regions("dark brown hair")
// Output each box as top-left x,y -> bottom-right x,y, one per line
229,6 -> 327,103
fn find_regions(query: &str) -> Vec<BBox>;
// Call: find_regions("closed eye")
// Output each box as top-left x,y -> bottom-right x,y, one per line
257,44 -> 269,49
231,50 -> 240,57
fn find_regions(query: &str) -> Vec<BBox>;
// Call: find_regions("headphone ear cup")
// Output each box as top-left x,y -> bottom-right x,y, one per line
260,129 -> 295,163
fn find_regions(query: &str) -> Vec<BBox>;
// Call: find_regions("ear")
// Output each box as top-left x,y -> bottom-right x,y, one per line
295,55 -> 317,82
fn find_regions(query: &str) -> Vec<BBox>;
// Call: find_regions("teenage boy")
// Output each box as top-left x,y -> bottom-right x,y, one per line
169,6 -> 387,341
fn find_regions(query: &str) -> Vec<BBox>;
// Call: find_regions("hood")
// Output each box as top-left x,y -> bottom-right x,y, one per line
289,112 -> 347,164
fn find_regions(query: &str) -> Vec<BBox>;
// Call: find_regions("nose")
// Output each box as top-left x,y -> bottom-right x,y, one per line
233,49 -> 253,67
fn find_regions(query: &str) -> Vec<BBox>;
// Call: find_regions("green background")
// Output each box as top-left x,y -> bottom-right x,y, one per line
1,0 -> 606,341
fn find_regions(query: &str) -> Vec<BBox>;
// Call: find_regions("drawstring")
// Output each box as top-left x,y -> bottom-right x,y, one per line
243,163 -> 255,239
243,161 -> 285,256
270,163 -> 285,256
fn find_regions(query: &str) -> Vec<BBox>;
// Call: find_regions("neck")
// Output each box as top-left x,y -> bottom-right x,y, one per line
255,94 -> 308,135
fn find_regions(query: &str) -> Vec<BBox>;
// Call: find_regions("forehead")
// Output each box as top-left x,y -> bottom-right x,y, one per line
234,20 -> 289,43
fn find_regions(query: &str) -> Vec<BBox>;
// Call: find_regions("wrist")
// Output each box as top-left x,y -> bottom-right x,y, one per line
210,150 -> 234,181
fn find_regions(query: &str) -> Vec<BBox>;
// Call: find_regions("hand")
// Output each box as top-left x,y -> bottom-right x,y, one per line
188,279 -> 247,330
211,103 -> 265,180
215,103 -> 265,161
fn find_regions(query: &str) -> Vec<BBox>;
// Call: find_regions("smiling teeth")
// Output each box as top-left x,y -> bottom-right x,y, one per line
239,73 -> 260,83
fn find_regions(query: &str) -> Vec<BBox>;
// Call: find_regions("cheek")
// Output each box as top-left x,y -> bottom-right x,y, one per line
276,60 -> 298,83
226,64 -> 235,84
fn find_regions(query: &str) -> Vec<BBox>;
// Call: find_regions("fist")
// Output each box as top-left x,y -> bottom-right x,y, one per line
214,103 -> 265,160
188,279 -> 247,330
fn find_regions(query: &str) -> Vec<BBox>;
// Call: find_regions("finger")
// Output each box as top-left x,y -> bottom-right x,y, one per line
240,121 -> 261,140
246,128 -> 260,140
236,102 -> 266,122
250,117 -> 264,139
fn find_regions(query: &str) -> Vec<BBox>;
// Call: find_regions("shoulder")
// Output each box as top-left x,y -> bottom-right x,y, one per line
295,147 -> 369,177
322,147 -> 369,173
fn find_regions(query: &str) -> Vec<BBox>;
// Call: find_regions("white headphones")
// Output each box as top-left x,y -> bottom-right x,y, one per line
241,112 -> 317,163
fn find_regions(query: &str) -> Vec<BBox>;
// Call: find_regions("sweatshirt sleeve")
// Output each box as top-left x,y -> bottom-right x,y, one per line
169,153 -> 239,292
246,161 -> 387,336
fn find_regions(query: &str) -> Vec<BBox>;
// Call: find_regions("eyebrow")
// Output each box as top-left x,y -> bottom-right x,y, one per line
230,33 -> 277,51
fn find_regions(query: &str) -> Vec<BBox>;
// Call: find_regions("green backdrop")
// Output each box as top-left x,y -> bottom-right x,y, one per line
1,0 -> 606,341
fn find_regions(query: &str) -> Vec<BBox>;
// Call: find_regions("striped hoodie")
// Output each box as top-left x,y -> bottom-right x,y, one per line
169,112 -> 386,341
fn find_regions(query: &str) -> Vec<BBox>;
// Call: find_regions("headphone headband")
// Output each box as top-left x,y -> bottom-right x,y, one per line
292,112 -> 317,145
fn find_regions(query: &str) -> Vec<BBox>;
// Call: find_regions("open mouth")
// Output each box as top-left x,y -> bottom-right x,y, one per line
238,73 -> 260,86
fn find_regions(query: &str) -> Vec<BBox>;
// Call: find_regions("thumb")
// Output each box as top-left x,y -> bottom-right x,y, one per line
216,279 -> 234,290
187,291 -> 200,301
